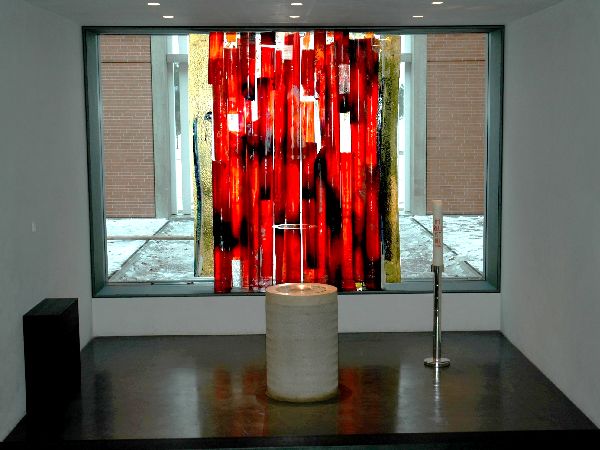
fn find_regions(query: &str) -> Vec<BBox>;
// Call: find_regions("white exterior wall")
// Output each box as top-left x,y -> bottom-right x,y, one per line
503,0 -> 600,427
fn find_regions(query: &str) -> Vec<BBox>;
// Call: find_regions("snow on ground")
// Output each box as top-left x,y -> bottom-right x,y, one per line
107,215 -> 484,282
106,218 -> 167,277
107,240 -> 147,277
109,218 -> 199,282
399,216 -> 481,279
156,219 -> 194,236
412,215 -> 484,275
110,240 -> 197,282
106,218 -> 167,237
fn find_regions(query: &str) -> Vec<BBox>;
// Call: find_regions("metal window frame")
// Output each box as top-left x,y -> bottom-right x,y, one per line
84,26 -> 503,298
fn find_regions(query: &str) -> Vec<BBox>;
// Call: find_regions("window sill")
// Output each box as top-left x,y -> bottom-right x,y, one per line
94,279 -> 499,298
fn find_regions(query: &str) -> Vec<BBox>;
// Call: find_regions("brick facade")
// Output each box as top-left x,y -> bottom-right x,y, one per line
100,35 -> 155,218
98,33 -> 486,218
426,33 -> 486,215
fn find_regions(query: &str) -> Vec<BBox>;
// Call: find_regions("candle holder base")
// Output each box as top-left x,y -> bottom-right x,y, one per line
424,357 -> 450,368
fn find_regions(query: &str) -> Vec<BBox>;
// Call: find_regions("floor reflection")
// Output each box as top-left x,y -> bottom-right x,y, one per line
205,364 -> 399,437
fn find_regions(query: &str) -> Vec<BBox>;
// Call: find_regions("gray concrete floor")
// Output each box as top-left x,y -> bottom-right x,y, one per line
7,333 -> 596,443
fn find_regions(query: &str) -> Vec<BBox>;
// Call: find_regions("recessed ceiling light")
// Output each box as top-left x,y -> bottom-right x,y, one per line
413,15 -> 424,18
432,1 -> 444,4
163,15 -> 174,19
290,15 -> 300,19
291,2 -> 303,5
147,2 -> 160,5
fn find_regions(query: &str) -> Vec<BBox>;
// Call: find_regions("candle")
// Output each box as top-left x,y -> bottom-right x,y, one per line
432,200 -> 443,267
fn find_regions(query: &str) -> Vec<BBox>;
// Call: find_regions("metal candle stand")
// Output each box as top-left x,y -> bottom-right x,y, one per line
424,264 -> 450,368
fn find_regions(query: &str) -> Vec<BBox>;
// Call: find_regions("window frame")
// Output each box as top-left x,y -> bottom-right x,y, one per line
84,26 -> 503,298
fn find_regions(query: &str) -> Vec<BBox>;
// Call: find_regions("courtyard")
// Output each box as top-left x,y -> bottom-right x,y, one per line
106,215 -> 484,284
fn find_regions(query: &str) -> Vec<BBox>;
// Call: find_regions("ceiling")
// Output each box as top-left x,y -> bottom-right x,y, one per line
26,0 -> 563,27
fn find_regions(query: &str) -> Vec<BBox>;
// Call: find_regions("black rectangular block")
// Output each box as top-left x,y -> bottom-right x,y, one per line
23,298 -> 81,416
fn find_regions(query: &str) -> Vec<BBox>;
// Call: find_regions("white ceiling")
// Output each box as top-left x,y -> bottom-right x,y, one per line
26,0 -> 563,27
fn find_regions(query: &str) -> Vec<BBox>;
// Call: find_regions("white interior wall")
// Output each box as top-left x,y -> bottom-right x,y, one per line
0,0 -> 91,440
93,293 -> 500,335
503,0 -> 600,427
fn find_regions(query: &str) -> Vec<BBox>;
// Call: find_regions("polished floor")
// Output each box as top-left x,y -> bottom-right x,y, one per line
6,332 -> 597,448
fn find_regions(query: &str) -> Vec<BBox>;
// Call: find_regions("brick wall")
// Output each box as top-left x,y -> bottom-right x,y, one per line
426,33 -> 486,215
100,35 -> 155,218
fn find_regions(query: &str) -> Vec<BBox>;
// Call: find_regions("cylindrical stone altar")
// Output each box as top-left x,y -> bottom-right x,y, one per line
265,283 -> 338,402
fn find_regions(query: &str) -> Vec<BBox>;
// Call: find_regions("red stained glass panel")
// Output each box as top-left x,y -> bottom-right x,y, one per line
208,31 -> 382,292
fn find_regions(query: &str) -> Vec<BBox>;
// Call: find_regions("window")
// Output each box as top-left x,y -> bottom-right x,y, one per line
85,28 -> 502,297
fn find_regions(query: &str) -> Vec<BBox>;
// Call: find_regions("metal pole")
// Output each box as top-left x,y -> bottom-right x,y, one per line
424,264 -> 450,368
179,35 -> 191,215
167,56 -> 178,216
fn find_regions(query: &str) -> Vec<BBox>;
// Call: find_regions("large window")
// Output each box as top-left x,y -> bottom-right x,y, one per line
85,28 -> 502,296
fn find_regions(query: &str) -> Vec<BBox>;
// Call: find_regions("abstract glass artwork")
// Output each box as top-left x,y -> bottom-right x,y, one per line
204,31 -> 400,293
